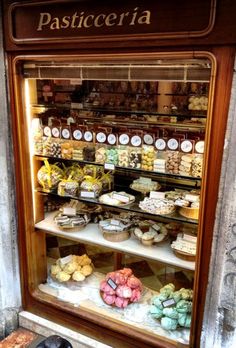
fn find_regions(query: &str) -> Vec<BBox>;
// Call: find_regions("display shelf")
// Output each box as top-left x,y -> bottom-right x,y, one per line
29,103 -> 207,119
35,212 -> 195,271
34,154 -> 202,185
35,189 -> 199,225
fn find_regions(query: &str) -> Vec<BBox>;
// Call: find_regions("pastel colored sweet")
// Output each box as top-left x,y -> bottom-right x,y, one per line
114,272 -> 128,285
163,308 -> 179,319
100,280 -> 116,295
152,296 -> 164,309
115,296 -> 129,308
150,305 -> 163,319
161,317 -> 178,331
178,313 -> 192,328
102,293 -> 116,305
130,288 -> 141,302
116,285 -> 132,299
176,300 -> 192,313
172,291 -> 182,303
127,275 -> 142,289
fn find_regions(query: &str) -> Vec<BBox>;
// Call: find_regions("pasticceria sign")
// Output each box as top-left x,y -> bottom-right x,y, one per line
9,0 -> 216,44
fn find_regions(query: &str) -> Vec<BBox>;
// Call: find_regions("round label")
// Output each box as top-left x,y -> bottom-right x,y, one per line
155,138 -> 166,151
131,135 -> 142,147
119,133 -> 130,145
84,131 -> 93,142
73,129 -> 82,141
167,138 -> 179,150
51,127 -> 60,138
195,140 -> 205,154
143,134 -> 154,145
62,128 -> 70,139
43,126 -> 51,137
181,140 -> 193,153
96,132 -> 107,143
107,134 -> 116,145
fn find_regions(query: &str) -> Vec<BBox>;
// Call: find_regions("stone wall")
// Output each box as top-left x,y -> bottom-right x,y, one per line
0,6 -> 21,340
201,59 -> 236,348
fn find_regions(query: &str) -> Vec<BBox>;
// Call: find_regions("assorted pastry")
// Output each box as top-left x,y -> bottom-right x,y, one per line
171,233 -> 197,258
134,221 -> 168,246
100,268 -> 142,308
99,191 -> 135,206
130,177 -> 161,194
50,254 -> 93,283
150,283 -> 193,330
99,218 -> 132,242
139,197 -> 176,215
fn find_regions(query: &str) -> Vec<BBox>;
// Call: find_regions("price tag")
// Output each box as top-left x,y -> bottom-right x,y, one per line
185,194 -> 199,202
119,133 -> 130,145
131,135 -> 142,147
107,134 -> 117,145
80,191 -> 95,199
62,207 -> 77,216
96,132 -> 107,143
60,255 -> 73,265
104,162 -> 115,171
52,127 -> 60,138
61,128 -> 71,139
73,129 -> 82,141
112,193 -> 130,203
181,140 -> 193,153
107,278 -> 118,290
150,191 -> 165,199
195,140 -> 205,154
167,138 -> 179,150
162,298 -> 176,308
144,134 -> 154,145
43,126 -> 51,137
110,219 -> 120,226
155,138 -> 166,151
84,131 -> 93,142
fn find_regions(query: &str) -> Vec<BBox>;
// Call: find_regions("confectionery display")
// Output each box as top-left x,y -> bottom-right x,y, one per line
139,197 -> 176,215
37,161 -> 64,192
57,179 -> 79,197
134,221 -> 168,246
54,212 -> 90,230
192,155 -> 203,177
188,96 -> 208,111
61,142 -> 73,159
50,254 -> 93,282
153,158 -> 166,173
95,146 -> 106,164
171,233 -> 197,260
83,146 -> 95,162
166,151 -> 180,174
141,145 -> 155,171
100,268 -> 142,308
150,284 -> 193,330
80,176 -> 103,197
179,154 -> 193,176
129,148 -> 142,168
130,177 -> 161,194
105,147 -> 119,165
99,218 -> 132,242
99,191 -> 135,206
118,147 -> 129,167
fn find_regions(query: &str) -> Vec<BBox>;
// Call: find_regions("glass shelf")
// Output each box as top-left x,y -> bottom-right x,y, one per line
34,155 -> 202,186
29,103 -> 207,119
35,188 -> 199,226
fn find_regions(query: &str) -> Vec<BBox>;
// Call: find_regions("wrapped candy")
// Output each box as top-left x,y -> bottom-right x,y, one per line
116,285 -> 132,299
102,293 -> 116,305
172,291 -> 182,303
80,176 -> 102,197
130,288 -> 141,302
100,280 -> 116,295
161,317 -> 178,331
37,160 -> 64,192
115,297 -> 129,308
150,305 -> 163,319
152,297 -> 164,309
114,272 -> 128,286
176,300 -> 192,314
64,165 -> 84,183
178,313 -> 191,328
100,173 -> 114,192
127,275 -> 142,289
162,308 -> 179,319
83,164 -> 103,178
57,178 -> 78,197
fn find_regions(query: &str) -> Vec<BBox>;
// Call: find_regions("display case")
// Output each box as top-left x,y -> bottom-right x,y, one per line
11,54 -> 217,347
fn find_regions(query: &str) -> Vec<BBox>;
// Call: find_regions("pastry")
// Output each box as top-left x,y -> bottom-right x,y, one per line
81,265 -> 93,276
166,151 -> 180,174
55,271 -> 71,282
72,271 -> 85,282
139,198 -> 175,215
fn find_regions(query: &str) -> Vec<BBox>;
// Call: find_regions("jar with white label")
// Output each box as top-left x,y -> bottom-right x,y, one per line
95,144 -> 107,164
117,146 -> 129,167
141,145 -> 155,171
166,151 -> 181,174
105,146 -> 119,165
129,147 -> 142,169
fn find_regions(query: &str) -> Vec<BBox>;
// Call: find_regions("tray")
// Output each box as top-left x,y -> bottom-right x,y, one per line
173,249 -> 196,261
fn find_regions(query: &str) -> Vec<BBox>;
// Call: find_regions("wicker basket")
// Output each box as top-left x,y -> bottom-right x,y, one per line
174,250 -> 196,262
100,227 -> 131,242
178,206 -> 199,220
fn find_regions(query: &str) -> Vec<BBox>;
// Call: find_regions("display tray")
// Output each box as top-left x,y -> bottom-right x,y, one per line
35,212 -> 195,271
173,250 -> 196,262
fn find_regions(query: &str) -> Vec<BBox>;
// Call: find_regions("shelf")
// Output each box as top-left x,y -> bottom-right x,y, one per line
29,103 -> 207,119
35,189 -> 199,225
34,155 -> 202,185
35,212 -> 195,271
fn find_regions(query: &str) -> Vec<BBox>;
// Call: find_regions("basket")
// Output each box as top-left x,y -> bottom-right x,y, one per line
100,227 -> 131,242
56,224 -> 87,232
178,206 -> 199,220
173,249 -> 196,262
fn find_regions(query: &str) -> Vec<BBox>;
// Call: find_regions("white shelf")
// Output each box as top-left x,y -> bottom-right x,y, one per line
35,212 -> 195,271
